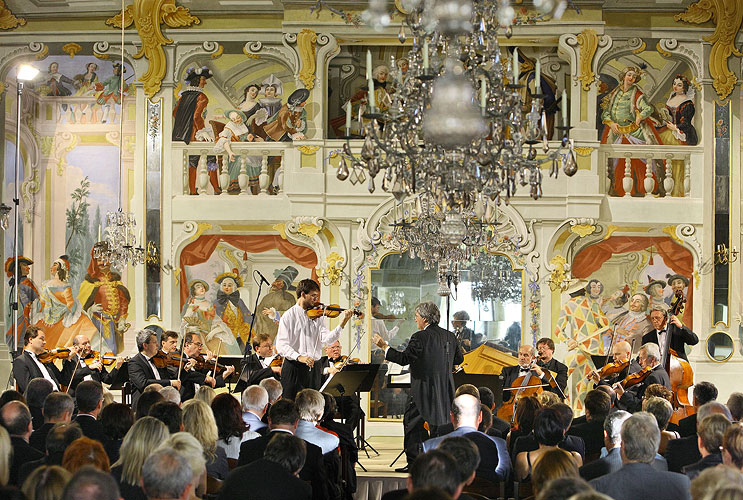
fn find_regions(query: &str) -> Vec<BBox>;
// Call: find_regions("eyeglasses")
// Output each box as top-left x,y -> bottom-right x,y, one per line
189,342 -> 203,348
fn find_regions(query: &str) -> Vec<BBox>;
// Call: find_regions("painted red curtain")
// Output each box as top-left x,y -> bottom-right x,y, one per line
179,235 -> 318,308
572,236 -> 694,325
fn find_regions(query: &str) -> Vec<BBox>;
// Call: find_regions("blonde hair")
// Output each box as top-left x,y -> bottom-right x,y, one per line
182,399 -> 218,459
112,416 -> 169,485
158,432 -> 206,483
102,390 -> 115,408
538,391 -> 561,407
21,465 -> 71,500
194,385 -> 216,406
532,448 -> 579,496
0,426 -> 9,486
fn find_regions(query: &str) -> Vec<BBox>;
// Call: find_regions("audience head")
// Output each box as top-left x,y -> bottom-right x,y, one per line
113,416 -> 169,486
241,385 -> 269,417
479,404 -> 493,433
46,423 -> 83,457
259,378 -> 282,404
538,391 -> 561,408
698,401 -> 733,424
478,386 -> 495,410
101,391 -> 114,409
142,384 -> 162,394
75,381 -> 103,415
620,412 -> 660,463
148,402 -> 182,435
552,403 -> 575,433
451,394 -> 481,428
296,388 -> 325,423
694,381 -> 719,407
61,466 -> 120,500
157,433 -> 206,497
532,448 -> 579,496
724,424 -> 743,470
264,433 -> 306,476
454,384 -> 480,400
514,396 -> 542,433
534,407 -> 566,446
267,399 -> 299,431
1,400 -> 33,437
534,477 -> 592,500
194,385 -> 216,405
583,390 -> 611,422
0,389 -> 25,408
604,410 -> 631,447
22,465 -> 71,500
181,399 -> 218,459
158,386 -> 181,406
705,487 -> 743,500
0,426 -> 9,486
99,403 -> 134,441
43,392 -> 74,423
25,378 -> 54,409
135,391 -> 164,420
211,393 -> 247,442
405,487 -> 453,500
62,437 -> 110,473
690,465 -> 743,500
320,393 -> 337,425
407,450 -> 461,496
566,493 -> 613,500
644,383 -> 673,404
698,413 -> 732,456
141,449 -> 193,500
438,436 -> 480,486
728,393 -> 743,422
643,396 -> 673,432
595,385 -> 616,408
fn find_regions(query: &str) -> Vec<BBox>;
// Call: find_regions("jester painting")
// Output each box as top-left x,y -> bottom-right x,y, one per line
213,269 -> 254,355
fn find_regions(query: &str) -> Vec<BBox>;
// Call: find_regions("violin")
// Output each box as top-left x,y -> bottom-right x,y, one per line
270,355 -> 284,367
617,365 -> 653,389
38,348 -> 72,363
333,355 -> 360,370
190,353 -> 230,374
306,304 -> 364,320
595,359 -> 630,381
82,351 -> 129,367
150,350 -> 185,369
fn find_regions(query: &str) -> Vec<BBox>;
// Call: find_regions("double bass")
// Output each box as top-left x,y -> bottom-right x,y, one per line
663,289 -> 695,425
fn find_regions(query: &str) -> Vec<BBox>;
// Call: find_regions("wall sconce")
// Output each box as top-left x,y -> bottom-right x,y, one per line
715,244 -> 738,265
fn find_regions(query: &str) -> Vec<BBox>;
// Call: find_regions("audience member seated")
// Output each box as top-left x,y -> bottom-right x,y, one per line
0,390 -> 26,409
237,399 -> 330,500
644,396 -> 677,455
21,464 -> 70,500
133,390 -> 164,420
0,426 -> 24,499
665,401 -> 732,472
194,386 -> 216,406
515,407 -> 582,481
141,448 -> 194,500
24,378 -> 54,430
405,487 -> 454,500
534,478 -> 594,500
19,422 -> 82,484
110,416 -> 170,500
295,389 -> 339,455
506,396 -> 542,456
478,386 -> 510,439
513,403 -> 586,465
590,412 -> 691,500
159,386 -> 181,406
683,413 -> 731,480
143,384 -> 162,393
532,448 -> 579,498
72,381 -> 107,444
2,400 -> 44,486
424,394 -> 511,483
259,378 -> 283,406
538,391 -> 561,408
479,404 -> 493,434
724,423 -> 743,472
381,450 -> 465,500
436,385 -> 480,437
181,398 -> 229,481
61,466 -> 121,500
157,432 -> 207,500
679,381 -> 718,438
690,465 -> 743,500
728,393 -> 743,423
211,393 -> 258,470
29,392 -> 74,452
219,433 -> 311,500
148,401 -> 182,434
241,385 -> 268,434
438,437 -> 481,498
567,390 -> 611,460
319,393 -> 358,500
62,436 -> 110,473
595,384 -> 617,411
99,403 -> 134,464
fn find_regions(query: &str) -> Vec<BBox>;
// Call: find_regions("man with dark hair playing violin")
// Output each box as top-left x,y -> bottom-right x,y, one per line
129,329 -> 181,411
61,334 -> 126,393
159,330 -> 181,378
589,340 -> 635,387
234,333 -> 281,394
13,326 -> 62,394
536,338 -> 568,400
642,307 -> 698,364
179,330 -> 235,401
275,279 -> 354,401
614,342 -> 671,413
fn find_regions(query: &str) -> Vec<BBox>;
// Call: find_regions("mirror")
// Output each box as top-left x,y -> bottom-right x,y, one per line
368,252 -> 523,421
706,331 -> 734,362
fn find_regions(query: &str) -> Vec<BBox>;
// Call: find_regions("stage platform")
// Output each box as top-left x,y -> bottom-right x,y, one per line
355,436 -> 408,500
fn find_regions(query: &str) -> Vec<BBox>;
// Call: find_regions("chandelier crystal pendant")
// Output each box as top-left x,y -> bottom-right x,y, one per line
469,253 -> 521,304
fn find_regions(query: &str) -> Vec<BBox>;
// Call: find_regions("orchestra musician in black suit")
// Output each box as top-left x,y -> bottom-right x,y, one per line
589,340 -> 635,388
642,307 -> 698,363
234,333 -> 281,394
128,329 -> 180,411
319,340 -> 363,431
536,337 -> 568,399
615,342 -> 671,413
501,344 -> 560,405
178,330 -> 235,401
12,326 -> 62,394
61,334 -> 126,393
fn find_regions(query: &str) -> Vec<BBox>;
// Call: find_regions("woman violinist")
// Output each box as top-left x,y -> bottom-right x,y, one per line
613,342 -> 671,413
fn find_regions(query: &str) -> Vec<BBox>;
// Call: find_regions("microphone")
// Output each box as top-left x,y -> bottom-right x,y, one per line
256,270 -> 271,286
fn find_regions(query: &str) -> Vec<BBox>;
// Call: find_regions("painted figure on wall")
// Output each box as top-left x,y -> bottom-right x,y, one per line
600,66 -> 662,197
32,255 -> 98,348
263,88 -> 310,142
181,279 -> 235,352
612,292 -> 652,350
255,265 -> 299,342
172,66 -> 217,195
330,63 -> 392,137
4,257 -> 38,350
95,62 -> 129,123
553,279 -> 609,412
656,74 -> 697,196
259,74 -> 283,122
237,84 -> 269,139
73,62 -> 99,95
77,243 -> 131,354
213,109 -> 263,193
45,61 -> 75,96
213,270 -> 254,355
644,278 -> 668,312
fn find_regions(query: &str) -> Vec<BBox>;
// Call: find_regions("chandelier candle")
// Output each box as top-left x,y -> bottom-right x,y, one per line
535,58 -> 541,91
513,47 -> 519,82
423,38 -> 429,69
561,89 -> 568,125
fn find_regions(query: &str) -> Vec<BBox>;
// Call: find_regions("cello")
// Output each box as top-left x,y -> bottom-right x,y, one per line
663,289 -> 695,425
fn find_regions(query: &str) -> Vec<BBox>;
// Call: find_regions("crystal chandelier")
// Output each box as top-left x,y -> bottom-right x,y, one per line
469,253 -> 521,303
338,0 -> 578,214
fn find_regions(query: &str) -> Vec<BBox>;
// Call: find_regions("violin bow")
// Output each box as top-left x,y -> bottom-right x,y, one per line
65,349 -> 81,394
212,339 -> 223,378
336,327 -> 368,371
176,327 -> 188,381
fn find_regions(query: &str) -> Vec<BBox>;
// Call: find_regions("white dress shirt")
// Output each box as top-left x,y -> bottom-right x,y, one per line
143,353 -> 162,379
275,304 -> 342,361
28,351 -> 59,390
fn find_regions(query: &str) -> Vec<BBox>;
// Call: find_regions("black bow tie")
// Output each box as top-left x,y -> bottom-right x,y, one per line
217,290 -> 241,307
658,329 -> 666,334
520,368 -> 531,373
258,356 -> 265,361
